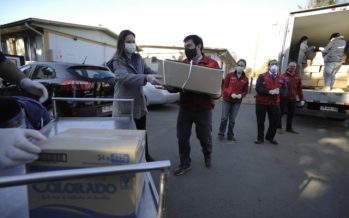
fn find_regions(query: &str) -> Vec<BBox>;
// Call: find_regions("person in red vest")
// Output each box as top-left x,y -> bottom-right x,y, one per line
174,35 -> 220,176
218,59 -> 249,141
278,62 -> 304,134
254,59 -> 287,145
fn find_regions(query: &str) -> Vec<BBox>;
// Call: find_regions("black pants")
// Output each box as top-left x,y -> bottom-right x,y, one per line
134,115 -> 151,159
278,98 -> 297,130
177,107 -> 212,166
256,104 -> 280,141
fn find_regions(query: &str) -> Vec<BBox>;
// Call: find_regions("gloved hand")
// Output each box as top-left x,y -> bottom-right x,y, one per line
231,93 -> 237,99
236,94 -> 242,99
0,128 -> 46,169
300,100 -> 305,107
20,78 -> 48,103
146,75 -> 161,85
269,88 -> 280,95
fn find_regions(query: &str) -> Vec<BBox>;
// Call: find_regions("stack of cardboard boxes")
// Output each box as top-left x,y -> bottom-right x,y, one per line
302,52 -> 349,90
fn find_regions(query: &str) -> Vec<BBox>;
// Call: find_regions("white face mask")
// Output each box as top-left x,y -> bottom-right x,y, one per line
125,43 -> 136,54
235,66 -> 243,74
270,65 -> 278,75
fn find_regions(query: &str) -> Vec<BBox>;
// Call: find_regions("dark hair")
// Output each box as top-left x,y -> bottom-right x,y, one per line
0,97 -> 21,123
183,35 -> 204,51
330,32 -> 340,40
290,36 -> 308,63
268,59 -> 278,67
237,59 -> 247,67
116,30 -> 135,58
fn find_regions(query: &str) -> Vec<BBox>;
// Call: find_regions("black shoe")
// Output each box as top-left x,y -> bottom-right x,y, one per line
254,139 -> 264,144
227,136 -> 236,141
174,165 -> 191,176
286,129 -> 299,134
218,134 -> 224,140
204,156 -> 211,168
146,155 -> 155,162
266,138 -> 278,145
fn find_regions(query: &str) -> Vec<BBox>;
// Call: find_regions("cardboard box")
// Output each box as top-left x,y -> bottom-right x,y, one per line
157,59 -> 223,95
337,65 -> 349,74
303,65 -> 321,73
302,79 -> 318,87
311,72 -> 323,80
27,128 -> 146,218
301,72 -> 312,80
318,79 -> 348,88
312,52 -> 324,66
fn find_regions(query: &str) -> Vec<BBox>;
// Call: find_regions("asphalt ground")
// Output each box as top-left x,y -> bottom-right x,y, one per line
147,95 -> 349,218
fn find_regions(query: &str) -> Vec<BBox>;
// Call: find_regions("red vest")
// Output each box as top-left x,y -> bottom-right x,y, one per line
281,71 -> 304,100
255,72 -> 284,105
222,72 -> 249,103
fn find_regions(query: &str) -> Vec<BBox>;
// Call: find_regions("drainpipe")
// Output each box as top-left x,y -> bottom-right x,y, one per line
25,22 -> 45,61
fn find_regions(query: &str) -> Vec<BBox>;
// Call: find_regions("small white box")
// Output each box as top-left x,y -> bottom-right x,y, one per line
27,128 -> 145,218
158,59 -> 223,95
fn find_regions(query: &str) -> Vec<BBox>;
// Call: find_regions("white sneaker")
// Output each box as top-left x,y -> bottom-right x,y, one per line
322,86 -> 331,92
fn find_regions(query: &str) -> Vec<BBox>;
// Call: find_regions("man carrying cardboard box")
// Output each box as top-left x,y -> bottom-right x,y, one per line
173,35 -> 220,176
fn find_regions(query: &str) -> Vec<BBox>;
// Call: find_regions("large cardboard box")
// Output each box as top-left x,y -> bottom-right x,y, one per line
302,79 -> 319,87
301,72 -> 312,80
27,128 -> 146,218
303,65 -> 321,73
312,52 -> 324,66
157,59 -> 223,95
311,72 -> 323,80
318,79 -> 348,88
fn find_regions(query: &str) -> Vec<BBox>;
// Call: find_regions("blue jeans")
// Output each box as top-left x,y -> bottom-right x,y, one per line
323,62 -> 341,88
218,100 -> 241,137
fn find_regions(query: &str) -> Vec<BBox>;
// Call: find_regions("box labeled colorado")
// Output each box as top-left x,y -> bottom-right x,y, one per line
27,128 -> 145,218
158,59 -> 223,95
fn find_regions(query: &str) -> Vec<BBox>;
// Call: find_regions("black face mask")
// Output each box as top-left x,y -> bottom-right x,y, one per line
185,48 -> 197,60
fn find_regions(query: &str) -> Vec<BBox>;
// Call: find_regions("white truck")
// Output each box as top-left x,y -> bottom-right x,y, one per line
280,3 -> 349,120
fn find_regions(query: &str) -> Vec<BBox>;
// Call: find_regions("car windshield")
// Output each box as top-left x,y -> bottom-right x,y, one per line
67,66 -> 115,80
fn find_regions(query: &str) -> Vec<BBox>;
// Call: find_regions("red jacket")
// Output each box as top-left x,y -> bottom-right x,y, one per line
222,72 -> 249,103
255,72 -> 286,105
180,54 -> 220,111
281,69 -> 304,101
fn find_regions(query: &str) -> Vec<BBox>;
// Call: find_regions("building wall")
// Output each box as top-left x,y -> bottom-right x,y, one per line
47,32 -> 116,65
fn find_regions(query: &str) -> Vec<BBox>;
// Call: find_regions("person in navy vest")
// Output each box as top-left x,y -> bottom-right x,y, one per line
254,59 -> 287,145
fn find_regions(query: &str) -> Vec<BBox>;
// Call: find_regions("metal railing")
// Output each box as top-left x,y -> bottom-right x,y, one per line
0,160 -> 171,218
51,97 -> 134,119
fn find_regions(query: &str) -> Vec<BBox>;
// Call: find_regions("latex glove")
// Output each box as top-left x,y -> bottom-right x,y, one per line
0,128 -> 46,169
231,93 -> 237,99
146,75 -> 161,85
274,88 -> 280,95
236,94 -> 242,99
20,78 -> 48,103
300,100 -> 305,107
269,89 -> 276,95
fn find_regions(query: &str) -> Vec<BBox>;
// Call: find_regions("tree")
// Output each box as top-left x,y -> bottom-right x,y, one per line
298,0 -> 348,9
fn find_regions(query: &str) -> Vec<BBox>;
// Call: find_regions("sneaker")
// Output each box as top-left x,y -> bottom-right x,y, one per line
174,165 -> 191,176
254,139 -> 264,144
277,128 -> 283,134
266,138 -> 278,145
227,136 -> 236,141
204,156 -> 211,168
322,86 -> 331,92
218,134 -> 224,140
286,129 -> 299,134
